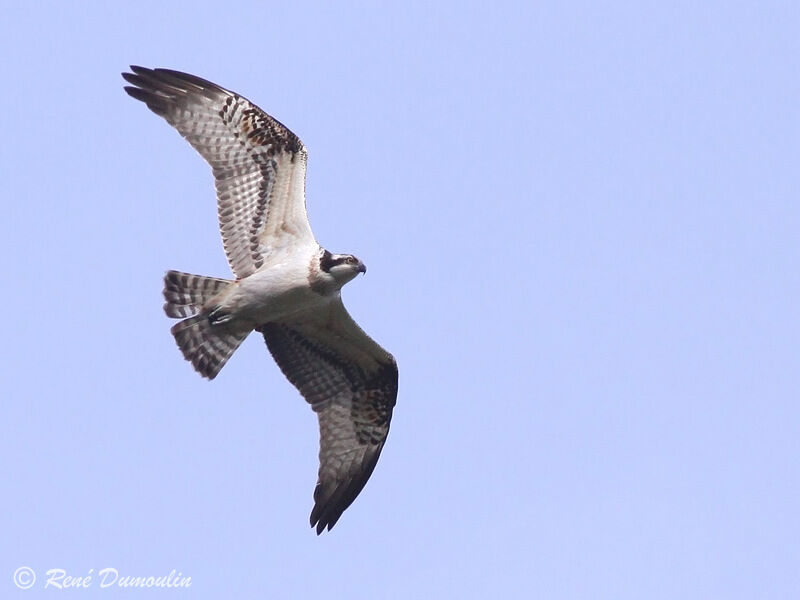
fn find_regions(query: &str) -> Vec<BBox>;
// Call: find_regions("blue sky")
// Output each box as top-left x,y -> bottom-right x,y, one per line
2,1 -> 798,598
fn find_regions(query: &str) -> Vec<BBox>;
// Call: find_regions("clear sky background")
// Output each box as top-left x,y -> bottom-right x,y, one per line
2,1 -> 798,598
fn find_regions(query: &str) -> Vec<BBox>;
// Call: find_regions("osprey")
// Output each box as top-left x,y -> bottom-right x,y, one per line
122,66 -> 398,534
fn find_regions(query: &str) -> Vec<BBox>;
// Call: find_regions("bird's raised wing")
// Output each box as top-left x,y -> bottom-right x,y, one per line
258,299 -> 398,533
122,66 -> 314,278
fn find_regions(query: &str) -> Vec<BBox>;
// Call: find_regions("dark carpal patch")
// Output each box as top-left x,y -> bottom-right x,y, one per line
240,106 -> 303,154
352,360 -> 398,444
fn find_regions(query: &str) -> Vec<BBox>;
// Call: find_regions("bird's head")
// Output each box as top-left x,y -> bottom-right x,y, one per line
319,249 -> 366,287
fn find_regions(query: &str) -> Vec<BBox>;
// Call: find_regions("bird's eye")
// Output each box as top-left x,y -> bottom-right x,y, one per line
346,256 -> 356,264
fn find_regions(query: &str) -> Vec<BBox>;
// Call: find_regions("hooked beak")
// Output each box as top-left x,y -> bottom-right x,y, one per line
358,262 -> 367,274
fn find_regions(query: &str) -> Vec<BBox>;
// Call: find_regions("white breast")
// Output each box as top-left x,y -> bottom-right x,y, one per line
220,247 -> 330,326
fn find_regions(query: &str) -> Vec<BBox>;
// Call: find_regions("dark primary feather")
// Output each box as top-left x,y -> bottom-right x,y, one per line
122,66 -> 301,150
258,314 -> 398,534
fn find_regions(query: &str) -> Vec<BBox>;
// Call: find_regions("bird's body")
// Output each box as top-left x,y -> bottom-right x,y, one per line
123,66 -> 397,533
208,248 -> 334,327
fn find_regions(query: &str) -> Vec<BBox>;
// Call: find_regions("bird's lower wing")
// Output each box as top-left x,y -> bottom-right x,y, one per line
258,299 -> 398,533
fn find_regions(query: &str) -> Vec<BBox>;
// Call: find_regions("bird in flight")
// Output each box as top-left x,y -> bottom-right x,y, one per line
122,66 -> 398,533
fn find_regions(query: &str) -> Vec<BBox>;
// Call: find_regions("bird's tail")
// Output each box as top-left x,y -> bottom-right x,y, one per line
170,316 -> 249,379
162,270 -> 247,379
163,270 -> 232,318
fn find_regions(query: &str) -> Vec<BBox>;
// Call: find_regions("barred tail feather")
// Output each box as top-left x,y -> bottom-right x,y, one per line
163,270 -> 233,318
171,316 -> 249,379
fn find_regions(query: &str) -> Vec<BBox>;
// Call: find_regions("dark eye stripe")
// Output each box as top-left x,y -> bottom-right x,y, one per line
320,250 -> 335,272
320,250 -> 356,273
